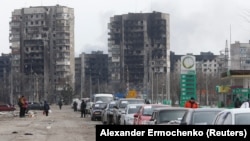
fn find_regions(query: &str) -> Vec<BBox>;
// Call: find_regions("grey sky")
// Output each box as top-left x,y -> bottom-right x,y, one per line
1,0 -> 250,56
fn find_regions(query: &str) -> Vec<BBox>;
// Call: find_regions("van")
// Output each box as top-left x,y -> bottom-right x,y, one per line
93,93 -> 114,103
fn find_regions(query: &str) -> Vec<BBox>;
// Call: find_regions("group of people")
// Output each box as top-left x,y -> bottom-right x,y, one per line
18,95 -> 51,117
73,100 -> 87,118
18,95 -> 28,117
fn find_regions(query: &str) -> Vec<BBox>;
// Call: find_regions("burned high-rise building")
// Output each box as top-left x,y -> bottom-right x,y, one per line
9,5 -> 75,103
108,11 -> 170,98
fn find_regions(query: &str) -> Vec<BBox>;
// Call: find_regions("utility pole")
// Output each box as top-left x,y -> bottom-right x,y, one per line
10,59 -> 13,105
126,65 -> 129,92
205,69 -> 210,106
156,72 -> 159,103
151,70 -> 154,103
98,76 -> 100,93
89,69 -> 92,99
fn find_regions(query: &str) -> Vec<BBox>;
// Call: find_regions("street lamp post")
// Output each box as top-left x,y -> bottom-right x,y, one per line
98,74 -> 100,93
166,67 -> 170,104
156,72 -> 159,103
89,69 -> 92,99
151,70 -> 154,103
205,69 -> 211,106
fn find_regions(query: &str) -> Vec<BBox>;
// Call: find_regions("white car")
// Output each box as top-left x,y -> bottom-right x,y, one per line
120,104 -> 144,125
212,108 -> 250,125
101,101 -> 116,124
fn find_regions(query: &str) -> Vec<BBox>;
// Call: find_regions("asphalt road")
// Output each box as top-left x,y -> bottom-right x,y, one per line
0,105 -> 100,141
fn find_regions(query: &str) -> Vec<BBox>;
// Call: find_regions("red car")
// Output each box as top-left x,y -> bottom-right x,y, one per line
0,104 -> 16,111
133,104 -> 170,125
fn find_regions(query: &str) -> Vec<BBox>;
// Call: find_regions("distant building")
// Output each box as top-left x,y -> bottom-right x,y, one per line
108,11 -> 170,97
0,54 -> 11,103
9,5 -> 75,103
230,41 -> 250,70
171,51 -> 225,75
75,51 -> 108,98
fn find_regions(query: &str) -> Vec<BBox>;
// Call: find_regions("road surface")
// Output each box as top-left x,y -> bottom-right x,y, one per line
0,105 -> 100,141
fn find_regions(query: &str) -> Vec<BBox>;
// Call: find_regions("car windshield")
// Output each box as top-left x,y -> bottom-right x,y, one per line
93,103 -> 107,109
142,105 -> 165,116
95,97 -> 113,103
235,113 -> 250,125
158,110 -> 187,123
127,105 -> 141,114
192,111 -> 221,125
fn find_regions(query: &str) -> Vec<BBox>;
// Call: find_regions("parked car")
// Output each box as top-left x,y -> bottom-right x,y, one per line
27,102 -> 44,111
120,104 -> 144,125
0,104 -> 16,112
113,98 -> 145,125
180,108 -> 224,125
133,104 -> 171,125
90,101 -> 107,121
212,108 -> 250,125
148,107 -> 189,125
101,101 -> 116,124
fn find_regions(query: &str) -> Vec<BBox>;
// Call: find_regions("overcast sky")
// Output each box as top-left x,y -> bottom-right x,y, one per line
1,0 -> 250,56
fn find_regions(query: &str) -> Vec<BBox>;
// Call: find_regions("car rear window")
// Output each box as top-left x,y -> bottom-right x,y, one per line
159,110 -> 187,123
192,111 -> 221,125
235,113 -> 250,125
119,99 -> 144,108
128,105 -> 141,114
142,105 -> 167,116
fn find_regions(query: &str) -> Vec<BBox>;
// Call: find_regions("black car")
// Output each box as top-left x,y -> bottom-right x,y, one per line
26,102 -> 44,112
90,102 -> 107,121
180,108 -> 224,125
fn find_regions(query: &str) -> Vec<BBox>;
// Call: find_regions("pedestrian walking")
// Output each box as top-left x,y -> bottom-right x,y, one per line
80,100 -> 86,118
43,101 -> 50,116
73,101 -> 78,112
58,100 -> 63,110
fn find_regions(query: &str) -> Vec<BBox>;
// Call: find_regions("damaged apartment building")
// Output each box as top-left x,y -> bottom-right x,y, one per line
75,51 -> 109,98
108,11 -> 170,97
9,5 -> 75,103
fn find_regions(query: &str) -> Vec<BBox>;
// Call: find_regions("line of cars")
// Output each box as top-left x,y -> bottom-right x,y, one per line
99,99 -> 250,125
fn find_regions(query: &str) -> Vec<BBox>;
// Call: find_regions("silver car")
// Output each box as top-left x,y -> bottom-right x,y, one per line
101,101 -> 116,124
120,104 -> 144,125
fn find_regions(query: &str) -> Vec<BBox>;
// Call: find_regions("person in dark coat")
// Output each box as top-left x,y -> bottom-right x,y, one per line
43,101 -> 50,116
234,97 -> 242,108
58,100 -> 63,110
80,100 -> 86,118
73,101 -> 78,112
